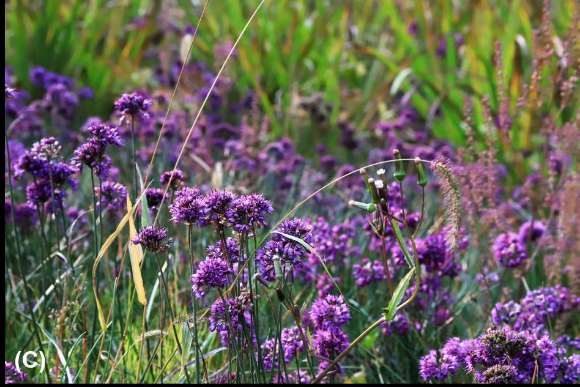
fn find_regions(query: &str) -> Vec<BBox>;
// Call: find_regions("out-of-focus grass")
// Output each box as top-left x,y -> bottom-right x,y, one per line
5,0 -> 577,161
5,0 -> 162,116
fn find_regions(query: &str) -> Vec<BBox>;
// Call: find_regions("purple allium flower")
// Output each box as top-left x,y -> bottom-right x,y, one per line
132,226 -> 174,254
419,348 -> 459,382
5,361 -> 27,384
476,364 -> 517,384
71,138 -> 107,171
518,220 -> 546,245
169,187 -> 205,225
312,328 -> 349,360
87,123 -> 123,146
29,66 -> 74,89
160,169 -> 185,190
77,86 -> 94,100
206,237 -> 244,263
558,354 -> 580,384
308,217 -> 359,265
310,294 -> 351,331
201,190 -> 237,227
99,181 -> 127,212
276,370 -> 311,384
352,258 -> 387,287
207,291 -> 253,343
492,232 -> 527,268
114,92 -> 152,123
465,326 -> 537,383
492,285 -> 579,333
145,188 -> 166,212
191,257 -> 233,298
14,151 -> 47,178
256,218 -> 313,279
262,326 -> 306,371
226,193 -> 273,233
26,179 -> 58,205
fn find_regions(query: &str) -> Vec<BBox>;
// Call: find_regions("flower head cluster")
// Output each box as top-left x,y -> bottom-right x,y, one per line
207,290 -> 253,344
518,220 -> 546,245
160,169 -> 185,190
72,123 -> 121,179
256,217 -> 313,280
492,232 -> 527,268
308,217 -> 359,265
191,257 -> 233,298
420,326 -> 572,383
114,92 -> 152,123
310,294 -> 351,331
262,326 -> 305,371
5,361 -> 27,384
492,285 -> 579,333
29,66 -> 74,89
206,237 -> 244,263
132,226 -> 174,254
5,201 -> 38,229
226,193 -> 273,233
98,181 -> 127,213
146,188 -> 166,213
352,258 -> 387,287
169,187 -> 204,225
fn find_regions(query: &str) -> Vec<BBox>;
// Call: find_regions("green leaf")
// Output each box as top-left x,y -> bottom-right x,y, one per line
383,268 -> 416,321
390,68 -> 413,96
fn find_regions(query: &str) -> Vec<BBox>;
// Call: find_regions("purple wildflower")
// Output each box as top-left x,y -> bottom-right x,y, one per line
146,188 -> 166,212
169,187 -> 205,225
312,328 -> 349,360
310,294 -> 351,331
191,257 -> 233,298
160,169 -> 185,190
132,226 -> 174,254
518,220 -> 547,245
87,123 -> 123,146
206,237 -> 244,263
99,181 -> 127,212
5,361 -> 27,384
201,190 -> 237,227
352,258 -> 387,287
226,193 -> 273,233
492,232 -> 527,267
256,218 -> 313,280
114,92 -> 152,123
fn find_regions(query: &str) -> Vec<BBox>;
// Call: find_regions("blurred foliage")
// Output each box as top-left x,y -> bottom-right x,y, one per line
5,0 -> 578,161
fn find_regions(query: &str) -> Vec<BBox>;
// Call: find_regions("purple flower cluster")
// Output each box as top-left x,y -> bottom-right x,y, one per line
352,258 -> 387,287
262,326 -> 305,371
207,290 -> 253,344
5,362 -> 27,384
206,237 -> 244,263
420,326 -> 577,383
191,257 -> 233,298
72,123 -> 122,179
310,294 -> 351,331
160,169 -> 185,190
98,181 -> 127,213
492,285 -> 579,333
492,232 -> 528,268
226,193 -> 273,233
114,92 -> 152,124
256,217 -> 313,280
132,226 -> 174,254
170,187 -> 273,233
